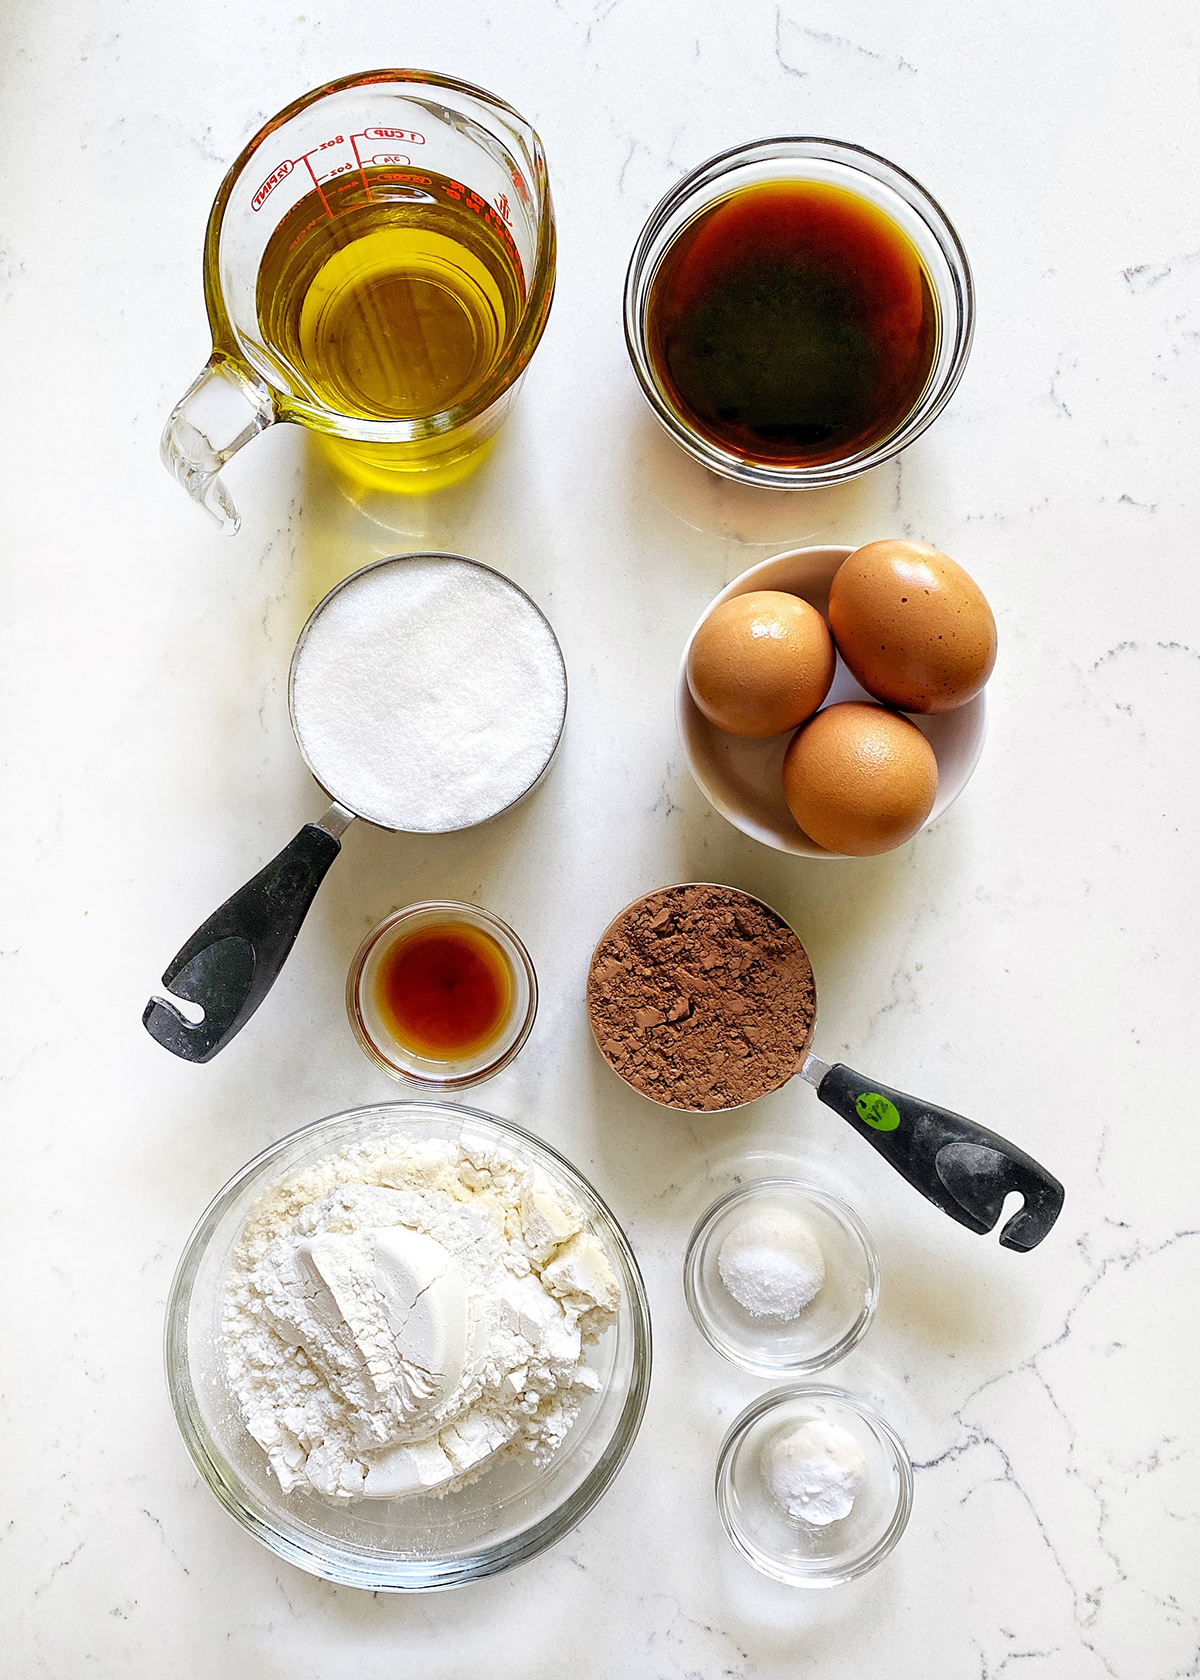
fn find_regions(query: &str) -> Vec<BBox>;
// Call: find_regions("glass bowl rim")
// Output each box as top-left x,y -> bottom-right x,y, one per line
623,134 -> 975,488
345,900 -> 539,1087
683,1178 -> 880,1374
164,1099 -> 653,1590
715,1381 -> 914,1586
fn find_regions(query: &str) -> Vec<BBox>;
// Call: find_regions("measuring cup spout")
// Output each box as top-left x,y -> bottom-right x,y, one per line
161,356 -> 275,534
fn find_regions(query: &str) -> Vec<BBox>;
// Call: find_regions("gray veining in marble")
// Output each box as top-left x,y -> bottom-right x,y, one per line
2,0 -> 1198,1675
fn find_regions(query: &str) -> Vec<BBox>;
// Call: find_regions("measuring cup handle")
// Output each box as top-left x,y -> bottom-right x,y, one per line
142,823 -> 342,1062
814,1063 -> 1065,1251
161,356 -> 275,534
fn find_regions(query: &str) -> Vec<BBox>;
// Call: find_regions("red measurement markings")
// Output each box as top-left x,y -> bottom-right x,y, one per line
364,126 -> 425,145
305,133 -> 352,215
302,154 -> 333,217
348,131 -> 423,199
508,166 -> 533,212
253,131 -> 427,214
252,157 -> 293,211
286,212 -> 326,255
349,133 -> 372,201
443,178 -> 522,270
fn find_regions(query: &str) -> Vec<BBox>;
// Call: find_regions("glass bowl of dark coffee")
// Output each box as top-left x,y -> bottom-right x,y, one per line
624,138 -> 973,488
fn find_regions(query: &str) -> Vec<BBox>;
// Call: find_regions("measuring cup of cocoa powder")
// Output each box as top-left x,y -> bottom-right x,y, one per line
587,885 -> 1063,1252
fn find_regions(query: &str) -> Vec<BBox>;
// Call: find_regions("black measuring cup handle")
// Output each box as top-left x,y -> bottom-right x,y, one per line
142,822 -> 344,1063
814,1064 -> 1065,1251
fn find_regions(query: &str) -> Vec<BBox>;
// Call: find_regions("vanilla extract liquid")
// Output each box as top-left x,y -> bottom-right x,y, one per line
646,180 -> 938,467
375,923 -> 513,1060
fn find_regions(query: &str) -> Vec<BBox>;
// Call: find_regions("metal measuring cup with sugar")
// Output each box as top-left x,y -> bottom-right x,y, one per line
144,554 -> 566,1063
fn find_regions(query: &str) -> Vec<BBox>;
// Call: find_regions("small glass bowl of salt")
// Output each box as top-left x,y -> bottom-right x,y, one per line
716,1385 -> 913,1586
683,1180 -> 878,1375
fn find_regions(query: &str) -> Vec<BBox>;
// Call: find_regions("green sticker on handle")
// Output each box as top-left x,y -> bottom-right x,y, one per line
856,1092 -> 901,1131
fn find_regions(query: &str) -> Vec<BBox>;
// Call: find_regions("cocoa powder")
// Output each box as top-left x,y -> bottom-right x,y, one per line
587,884 -> 817,1111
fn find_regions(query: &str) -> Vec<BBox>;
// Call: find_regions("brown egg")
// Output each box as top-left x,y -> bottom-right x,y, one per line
828,540 -> 997,713
687,591 -> 835,738
782,702 -> 938,856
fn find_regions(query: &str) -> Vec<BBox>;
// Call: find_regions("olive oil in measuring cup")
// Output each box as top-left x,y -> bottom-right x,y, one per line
160,73 -> 555,529
257,169 -> 525,488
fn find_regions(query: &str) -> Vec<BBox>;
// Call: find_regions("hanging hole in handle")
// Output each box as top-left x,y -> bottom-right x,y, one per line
996,1188 -> 1027,1235
933,1140 -> 1063,1249
157,990 -> 205,1026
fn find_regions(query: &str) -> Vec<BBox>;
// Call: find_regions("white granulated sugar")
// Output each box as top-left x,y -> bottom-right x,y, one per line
762,1419 -> 869,1526
291,556 -> 566,832
223,1133 -> 620,1501
717,1206 -> 825,1320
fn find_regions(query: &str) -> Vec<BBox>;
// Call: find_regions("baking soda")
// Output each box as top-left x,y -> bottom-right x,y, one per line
762,1419 -> 869,1525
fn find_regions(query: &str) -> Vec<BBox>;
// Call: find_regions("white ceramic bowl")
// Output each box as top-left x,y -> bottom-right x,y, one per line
676,546 -> 988,858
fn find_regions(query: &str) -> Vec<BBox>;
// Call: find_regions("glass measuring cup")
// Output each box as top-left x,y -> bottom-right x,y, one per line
162,71 -> 556,532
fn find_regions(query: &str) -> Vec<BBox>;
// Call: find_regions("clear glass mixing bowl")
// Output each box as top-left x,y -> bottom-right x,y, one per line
165,1102 -> 652,1590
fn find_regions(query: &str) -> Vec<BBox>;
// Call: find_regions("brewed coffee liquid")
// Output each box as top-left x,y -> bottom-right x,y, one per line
645,180 -> 937,467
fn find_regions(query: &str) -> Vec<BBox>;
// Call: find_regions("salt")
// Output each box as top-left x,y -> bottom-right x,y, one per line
717,1206 -> 825,1319
291,555 -> 566,833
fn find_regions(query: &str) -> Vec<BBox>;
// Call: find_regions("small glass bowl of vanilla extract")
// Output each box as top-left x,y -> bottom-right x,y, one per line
624,137 -> 974,489
346,902 -> 538,1089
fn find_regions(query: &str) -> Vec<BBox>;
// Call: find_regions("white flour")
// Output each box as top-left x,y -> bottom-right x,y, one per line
223,1132 -> 620,1500
291,555 -> 566,833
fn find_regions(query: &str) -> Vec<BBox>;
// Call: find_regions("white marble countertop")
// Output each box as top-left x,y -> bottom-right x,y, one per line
4,1 -> 1199,1675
